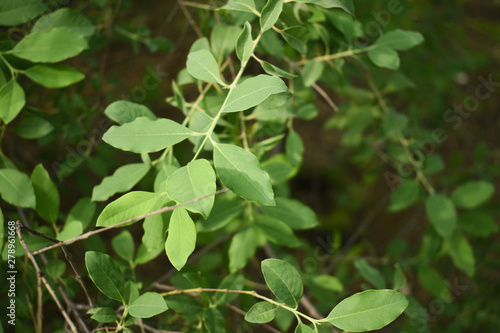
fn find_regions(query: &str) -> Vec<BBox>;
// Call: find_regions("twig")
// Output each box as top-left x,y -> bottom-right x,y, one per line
32,189 -> 229,256
15,222 -> 79,333
178,0 -> 203,38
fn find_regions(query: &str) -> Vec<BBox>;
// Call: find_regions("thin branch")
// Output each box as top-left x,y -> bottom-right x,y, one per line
178,0 -> 203,38
32,189 -> 229,256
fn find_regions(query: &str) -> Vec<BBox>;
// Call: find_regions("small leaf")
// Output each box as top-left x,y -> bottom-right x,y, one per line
213,143 -> 275,205
12,28 -> 88,63
23,64 -> 85,88
31,8 -> 95,38
326,289 -> 408,332
447,231 -> 475,277
199,197 -> 243,232
286,131 -> 304,167
85,251 -> 125,301
221,0 -> 257,13
14,116 -> 54,139
387,179 -> 419,212
229,227 -> 257,272
261,259 -> 303,307
293,0 -> 354,14
45,260 -> 66,278
92,163 -> 150,202
90,307 -> 119,323
142,212 -> 170,251
124,281 -> 140,306
165,294 -> 203,314
303,60 -> 325,87
354,259 -> 386,289
128,292 -> 169,318
104,101 -> 157,125
311,275 -> 343,293
211,24 -> 241,63
451,181 -> 494,209
368,46 -> 400,70
203,307 -> 226,332
57,220 -> 83,241
0,80 -> 25,124
112,230 -> 135,262
0,168 -> 36,208
392,263 -> 406,291
31,164 -> 59,224
165,207 -> 196,270
261,61 -> 297,78
103,117 -> 194,153
96,191 -> 169,227
214,273 -> 245,305
417,266 -> 450,300
425,194 -> 457,238
186,50 -> 224,84
294,323 -> 315,333
0,0 -> 47,26
458,211 -> 499,237
254,215 -> 301,247
245,302 -> 277,323
166,159 -> 216,218
281,26 -> 309,54
236,21 -> 254,63
376,29 -> 424,51
260,197 -> 319,229
260,0 -> 284,32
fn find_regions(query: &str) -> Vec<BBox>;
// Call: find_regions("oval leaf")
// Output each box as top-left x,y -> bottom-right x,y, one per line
0,80 -> 25,124
112,230 -> 135,263
376,29 -> 424,51
0,0 -> 47,26
165,207 -> 196,271
260,197 -> 319,229
388,179 -> 419,212
14,116 -> 54,139
254,215 -> 301,247
31,8 -> 95,38
31,164 -> 59,224
186,49 -> 224,84
236,21 -> 254,63
295,323 -> 315,333
104,100 -> 157,125
368,46 -> 400,70
260,0 -> 284,32
128,292 -> 168,318
0,168 -> 36,208
85,251 -> 125,302
245,302 -> 277,323
261,259 -> 303,307
425,194 -> 456,238
451,180 -> 494,209
92,163 -> 151,202
23,64 -> 85,88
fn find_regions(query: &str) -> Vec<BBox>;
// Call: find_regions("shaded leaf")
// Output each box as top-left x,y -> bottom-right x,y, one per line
425,194 -> 456,238
0,168 -> 36,208
451,181 -> 494,209
92,163 -> 150,202
31,164 -> 59,224
23,64 -> 85,88
85,251 -> 125,301
104,101 -> 156,125
245,302 -> 277,323
368,46 -> 400,70
261,259 -> 303,307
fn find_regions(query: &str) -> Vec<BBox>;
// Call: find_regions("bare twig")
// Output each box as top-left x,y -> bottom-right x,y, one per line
177,0 -> 203,38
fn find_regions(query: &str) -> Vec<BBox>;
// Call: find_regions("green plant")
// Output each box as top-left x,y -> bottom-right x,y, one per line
1,1 -> 498,333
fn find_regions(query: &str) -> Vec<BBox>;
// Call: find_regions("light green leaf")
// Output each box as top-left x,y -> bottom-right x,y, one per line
260,0 -> 284,32
57,219 -> 83,241
85,251 -> 125,301
354,259 -> 386,289
0,168 -> 36,208
245,302 -> 277,323
387,179 -> 419,212
294,323 -> 315,333
123,281 -> 140,306
0,80 -> 25,124
12,27 -> 88,63
67,198 -> 95,230
261,259 -> 303,307
14,116 -> 54,139
254,215 -> 301,247
186,50 -> 224,84
392,263 -> 406,291
211,24 -> 241,63
165,207 -> 196,270
0,0 -> 46,26
293,0 -> 354,14
31,8 -> 95,38
23,64 -> 85,88
112,230 -> 135,262
281,26 -> 309,54
135,243 -> 164,265
262,154 -> 295,184
90,307 -> 119,323
221,0 -> 257,13
128,292 -> 169,318
142,212 -> 171,251
31,164 -> 59,224
166,159 -> 216,218
104,101 -> 157,125
224,75 -> 288,113
458,211 -> 499,237
425,194 -> 456,238
96,191 -> 169,227
376,29 -> 424,51
303,60 -> 325,87
236,21 -> 254,63
260,197 -> 319,229
260,61 -> 297,78
229,227 -> 257,272
103,117 -> 194,153
213,143 -> 275,205
286,131 -> 304,167
451,181 -> 494,209
368,46 -> 400,70
447,231 -> 475,277
311,275 -> 343,293
189,37 -> 211,53
214,273 -> 245,305
92,163 -> 150,202
325,289 -> 408,332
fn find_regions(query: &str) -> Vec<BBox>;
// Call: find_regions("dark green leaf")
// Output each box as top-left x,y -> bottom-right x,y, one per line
0,80 -> 25,124
354,259 -> 386,289
31,164 -> 59,224
14,116 -> 54,139
261,259 -> 303,307
85,251 -> 125,301
31,8 -> 95,37
254,215 -> 301,247
451,181 -> 494,209
261,61 -> 297,78
214,273 -> 245,305
0,168 -> 36,208
90,307 -> 119,323
458,211 -> 499,237
281,26 -> 309,54
447,231 -> 475,277
0,0 -> 46,26
387,179 -> 419,212
245,302 -> 277,323
23,64 -> 85,88
228,227 -> 257,272
425,194 -> 457,238
376,29 -> 424,51
260,197 -> 319,229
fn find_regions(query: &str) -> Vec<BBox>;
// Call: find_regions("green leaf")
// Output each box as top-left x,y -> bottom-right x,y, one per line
165,294 -> 202,314
96,191 -> 169,227
254,215 -> 301,247
260,61 -> 297,78
260,197 -> 319,229
447,231 -> 475,277
112,230 -> 135,262
0,169 -> 36,208
229,227 -> 257,272
211,24 -> 241,63
383,109 -> 408,139
31,164 -> 59,224
294,323 -> 315,333
203,307 -> 226,332
221,0 -> 257,13
104,101 -> 157,125
425,194 -> 457,238
214,273 -> 245,305
31,8 -> 96,38
261,258 -> 303,307
23,64 -> 85,88
451,181 -> 494,209
135,243 -> 164,265
354,259 -> 386,289
0,0 -> 46,26
236,22 -> 254,63
142,212 -> 170,251
57,219 -> 83,241
368,46 -> 400,70
199,196 -> 243,232
458,211 -> 499,237
224,75 -> 288,113
67,198 -> 95,230
14,116 -> 54,139
186,50 -> 224,84
417,266 -> 450,300
392,263 -> 406,291
166,159 -> 216,218
128,292 -> 168,318
303,60 -> 325,87
45,260 -> 66,278
245,302 -> 277,323
0,80 -> 26,124
123,281 -> 140,306
85,251 -> 125,301
286,131 -> 304,167
165,207 -> 196,270
387,179 -> 419,212
12,28 -> 88,63
260,0 -> 284,32
281,26 -> 309,54
325,289 -> 408,332
92,163 -> 150,202
90,307 -> 119,323
293,0 -> 354,14
103,117 -> 194,153
376,29 -> 424,51
311,275 -> 343,293
0,209 -> 4,250
213,143 -> 275,205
